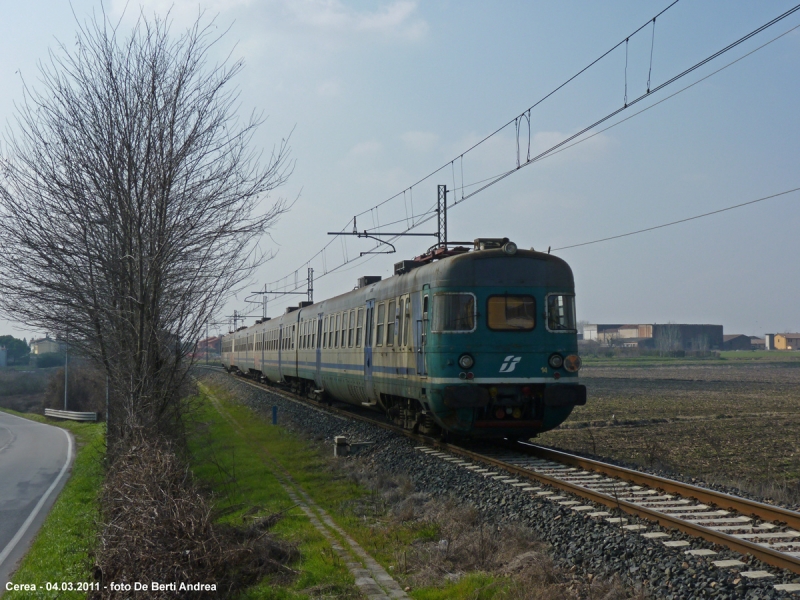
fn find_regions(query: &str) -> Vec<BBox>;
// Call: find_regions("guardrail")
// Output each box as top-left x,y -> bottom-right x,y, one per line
44,408 -> 97,422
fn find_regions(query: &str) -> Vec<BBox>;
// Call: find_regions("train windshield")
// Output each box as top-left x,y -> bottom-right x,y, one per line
432,293 -> 475,332
487,295 -> 536,331
547,294 -> 577,332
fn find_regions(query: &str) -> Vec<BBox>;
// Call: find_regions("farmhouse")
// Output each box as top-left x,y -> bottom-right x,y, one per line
774,333 -> 800,351
29,335 -> 62,355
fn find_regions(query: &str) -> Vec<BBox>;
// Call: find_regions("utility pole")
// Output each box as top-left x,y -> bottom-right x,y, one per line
63,337 -> 68,410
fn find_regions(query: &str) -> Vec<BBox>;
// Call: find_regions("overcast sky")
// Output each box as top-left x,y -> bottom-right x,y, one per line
2,0 -> 799,340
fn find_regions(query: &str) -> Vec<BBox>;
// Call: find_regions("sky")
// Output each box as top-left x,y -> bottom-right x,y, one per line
1,0 -> 799,341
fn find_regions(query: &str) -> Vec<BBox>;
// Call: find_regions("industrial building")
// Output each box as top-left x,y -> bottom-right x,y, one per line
583,323 -> 723,351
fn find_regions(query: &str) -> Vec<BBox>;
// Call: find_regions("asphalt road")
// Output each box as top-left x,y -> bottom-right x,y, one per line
0,411 -> 73,593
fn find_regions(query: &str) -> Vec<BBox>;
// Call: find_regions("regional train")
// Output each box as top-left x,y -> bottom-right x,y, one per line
221,238 -> 586,439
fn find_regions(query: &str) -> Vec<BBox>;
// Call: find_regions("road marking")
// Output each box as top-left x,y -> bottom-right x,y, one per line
0,423 -> 72,569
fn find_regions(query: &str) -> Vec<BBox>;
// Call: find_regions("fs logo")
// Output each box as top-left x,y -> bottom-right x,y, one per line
499,355 -> 522,373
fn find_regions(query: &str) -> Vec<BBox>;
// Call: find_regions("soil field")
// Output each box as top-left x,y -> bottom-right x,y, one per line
537,357 -> 800,504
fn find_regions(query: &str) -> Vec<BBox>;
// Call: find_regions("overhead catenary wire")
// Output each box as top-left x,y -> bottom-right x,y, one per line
260,1 -> 685,292
249,3 -> 800,312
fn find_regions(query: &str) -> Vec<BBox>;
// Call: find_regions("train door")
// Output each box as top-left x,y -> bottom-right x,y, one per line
315,313 -> 324,389
413,288 -> 429,377
398,294 -> 411,378
278,325 -> 284,381
364,300 -> 375,400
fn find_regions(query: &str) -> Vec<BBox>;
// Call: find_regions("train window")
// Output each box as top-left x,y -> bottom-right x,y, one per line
322,317 -> 328,348
292,325 -> 296,349
312,318 -> 317,348
334,314 -> 340,348
328,316 -> 334,348
341,312 -> 348,348
386,300 -> 396,345
348,310 -> 355,347
487,295 -> 536,331
376,303 -> 385,346
356,308 -> 364,346
546,294 -> 577,332
432,293 -> 476,332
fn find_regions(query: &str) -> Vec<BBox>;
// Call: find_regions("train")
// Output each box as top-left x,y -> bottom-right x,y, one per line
221,237 -> 586,439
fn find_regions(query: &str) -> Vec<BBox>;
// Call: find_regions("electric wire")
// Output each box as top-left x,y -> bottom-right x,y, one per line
247,4 -> 800,313
552,187 -> 800,251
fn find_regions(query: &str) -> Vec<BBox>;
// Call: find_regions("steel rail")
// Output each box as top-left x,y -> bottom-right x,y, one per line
205,368 -> 800,575
436,442 -> 800,575
516,442 -> 800,530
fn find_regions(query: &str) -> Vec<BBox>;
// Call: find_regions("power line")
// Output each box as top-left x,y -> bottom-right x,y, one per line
552,187 -> 800,251
251,3 -> 800,310
262,1 -> 685,289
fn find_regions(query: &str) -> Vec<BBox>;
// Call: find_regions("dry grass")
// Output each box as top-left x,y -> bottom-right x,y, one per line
91,432 -> 298,598
341,460 -> 647,599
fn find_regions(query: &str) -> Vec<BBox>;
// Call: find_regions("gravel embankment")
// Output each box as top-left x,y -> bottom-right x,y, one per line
202,370 -> 800,600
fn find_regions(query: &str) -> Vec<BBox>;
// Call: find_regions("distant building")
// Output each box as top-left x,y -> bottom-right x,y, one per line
774,334 -> 800,351
583,324 -> 623,342
723,334 -> 753,351
585,323 -> 723,350
0,346 -> 6,368
30,335 -> 62,355
652,324 -> 723,351
765,334 -> 775,350
749,336 -> 766,350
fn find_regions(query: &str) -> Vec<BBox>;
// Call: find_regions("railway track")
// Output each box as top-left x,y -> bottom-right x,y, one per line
205,367 -> 800,592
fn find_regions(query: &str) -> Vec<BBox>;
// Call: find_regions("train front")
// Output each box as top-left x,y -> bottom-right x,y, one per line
426,239 -> 586,438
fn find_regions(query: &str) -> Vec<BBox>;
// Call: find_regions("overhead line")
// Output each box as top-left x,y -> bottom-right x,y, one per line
552,187 -> 800,251
255,3 -> 800,308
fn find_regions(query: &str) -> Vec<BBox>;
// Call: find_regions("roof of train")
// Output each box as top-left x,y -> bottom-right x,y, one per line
225,247 -> 573,337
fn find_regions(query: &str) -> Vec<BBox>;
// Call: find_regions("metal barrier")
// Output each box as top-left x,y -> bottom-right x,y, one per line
44,408 -> 98,422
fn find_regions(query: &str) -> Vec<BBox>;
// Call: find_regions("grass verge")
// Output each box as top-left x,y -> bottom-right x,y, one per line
194,381 -> 637,599
2,409 -> 104,599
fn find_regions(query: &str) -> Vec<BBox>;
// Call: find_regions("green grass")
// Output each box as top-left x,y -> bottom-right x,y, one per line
189,388 -> 361,599
193,383 -> 518,599
2,409 -> 104,599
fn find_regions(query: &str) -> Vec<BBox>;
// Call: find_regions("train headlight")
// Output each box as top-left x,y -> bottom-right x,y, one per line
564,354 -> 582,373
548,353 -> 564,369
458,354 -> 474,369
502,241 -> 518,255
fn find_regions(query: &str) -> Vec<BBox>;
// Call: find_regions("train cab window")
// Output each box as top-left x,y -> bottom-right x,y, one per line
432,293 -> 476,333
376,303 -> 385,346
386,300 -> 396,346
546,294 -> 577,332
356,308 -> 364,346
487,295 -> 536,331
348,310 -> 355,347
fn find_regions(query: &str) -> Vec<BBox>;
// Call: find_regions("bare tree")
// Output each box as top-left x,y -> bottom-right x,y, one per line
0,12 -> 290,450
655,323 -> 682,356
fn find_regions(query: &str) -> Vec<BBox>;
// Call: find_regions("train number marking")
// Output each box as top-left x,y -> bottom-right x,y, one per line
499,355 -> 522,373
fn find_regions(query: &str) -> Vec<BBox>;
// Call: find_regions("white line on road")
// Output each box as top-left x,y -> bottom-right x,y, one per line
0,423 -> 73,569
